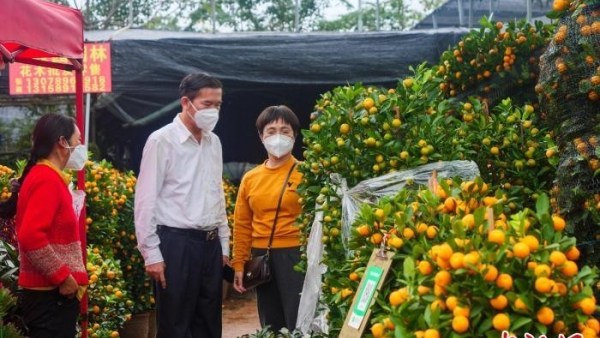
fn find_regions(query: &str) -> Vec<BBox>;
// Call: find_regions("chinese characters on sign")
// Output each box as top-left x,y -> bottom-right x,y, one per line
8,43 -> 112,95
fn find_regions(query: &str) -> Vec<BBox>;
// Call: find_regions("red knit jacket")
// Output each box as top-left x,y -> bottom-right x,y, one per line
16,164 -> 87,288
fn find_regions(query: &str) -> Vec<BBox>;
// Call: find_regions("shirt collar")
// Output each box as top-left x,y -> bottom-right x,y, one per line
37,159 -> 70,185
263,155 -> 297,171
174,114 -> 212,144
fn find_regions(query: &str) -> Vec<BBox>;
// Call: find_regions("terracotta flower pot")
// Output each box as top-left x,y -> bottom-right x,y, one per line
119,312 -> 150,338
147,310 -> 156,338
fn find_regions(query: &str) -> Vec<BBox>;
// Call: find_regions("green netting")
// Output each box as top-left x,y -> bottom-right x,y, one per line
538,4 -> 600,139
538,4 -> 600,267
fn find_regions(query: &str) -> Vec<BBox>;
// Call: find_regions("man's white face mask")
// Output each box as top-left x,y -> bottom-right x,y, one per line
188,101 -> 219,132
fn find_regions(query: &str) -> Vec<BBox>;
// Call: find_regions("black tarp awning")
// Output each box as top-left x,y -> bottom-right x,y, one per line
0,28 -> 467,173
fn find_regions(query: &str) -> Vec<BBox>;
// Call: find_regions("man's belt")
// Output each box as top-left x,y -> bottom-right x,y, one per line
157,225 -> 218,241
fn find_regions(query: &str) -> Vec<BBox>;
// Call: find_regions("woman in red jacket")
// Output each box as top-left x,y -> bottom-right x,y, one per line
0,113 -> 88,338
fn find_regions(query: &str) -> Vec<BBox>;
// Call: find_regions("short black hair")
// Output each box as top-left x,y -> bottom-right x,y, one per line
256,105 -> 300,137
178,73 -> 222,100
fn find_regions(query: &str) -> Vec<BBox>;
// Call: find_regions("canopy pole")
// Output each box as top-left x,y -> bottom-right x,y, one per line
358,0 -> 363,31
69,59 -> 83,70
375,0 -> 380,31
526,0 -> 532,23
14,58 -> 76,71
75,66 -> 88,338
0,45 -> 27,62
294,0 -> 300,32
109,0 -> 133,39
468,0 -> 473,28
211,0 -> 216,33
0,45 -> 12,60
128,0 -> 133,26
85,93 -> 91,146
457,0 -> 464,27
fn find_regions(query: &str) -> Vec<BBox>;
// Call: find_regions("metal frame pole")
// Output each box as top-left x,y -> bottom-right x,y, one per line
295,0 -> 300,32
457,0 -> 464,27
375,0 -> 380,31
211,0 -> 216,33
358,0 -> 363,31
468,0 -> 473,28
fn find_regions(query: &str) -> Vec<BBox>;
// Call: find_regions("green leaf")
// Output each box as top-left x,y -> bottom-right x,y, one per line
394,322 -> 411,338
535,193 -> 550,218
403,256 -> 415,281
479,16 -> 493,29
533,322 -> 547,334
424,304 -> 433,326
474,207 -> 487,228
541,219 -> 554,242
511,317 -> 532,331
476,317 -> 492,335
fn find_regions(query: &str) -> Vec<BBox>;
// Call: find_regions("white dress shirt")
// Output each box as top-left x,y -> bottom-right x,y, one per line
134,115 -> 230,266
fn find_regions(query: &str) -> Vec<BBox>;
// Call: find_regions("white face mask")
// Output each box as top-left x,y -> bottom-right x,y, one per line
188,102 -> 219,132
65,144 -> 88,171
263,134 -> 294,158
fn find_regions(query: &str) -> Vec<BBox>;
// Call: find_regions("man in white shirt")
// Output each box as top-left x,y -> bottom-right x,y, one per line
134,73 -> 230,338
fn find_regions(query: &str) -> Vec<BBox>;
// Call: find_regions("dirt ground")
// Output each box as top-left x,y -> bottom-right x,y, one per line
222,285 -> 261,338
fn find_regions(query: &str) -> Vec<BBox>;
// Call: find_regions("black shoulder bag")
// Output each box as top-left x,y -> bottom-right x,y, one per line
243,162 -> 297,290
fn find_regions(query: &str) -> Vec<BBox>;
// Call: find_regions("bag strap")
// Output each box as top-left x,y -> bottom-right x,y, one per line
266,161 -> 297,253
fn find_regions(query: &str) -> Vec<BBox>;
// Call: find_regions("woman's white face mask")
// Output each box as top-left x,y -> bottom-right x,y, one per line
64,144 -> 88,171
263,134 -> 294,158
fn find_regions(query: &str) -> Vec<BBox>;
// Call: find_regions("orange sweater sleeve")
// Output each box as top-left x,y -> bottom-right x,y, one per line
231,175 -> 253,272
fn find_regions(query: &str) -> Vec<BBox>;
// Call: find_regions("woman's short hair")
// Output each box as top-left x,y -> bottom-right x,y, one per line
256,105 -> 300,137
178,73 -> 222,100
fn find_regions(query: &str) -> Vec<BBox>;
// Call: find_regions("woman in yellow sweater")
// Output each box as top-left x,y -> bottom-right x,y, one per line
231,105 -> 305,332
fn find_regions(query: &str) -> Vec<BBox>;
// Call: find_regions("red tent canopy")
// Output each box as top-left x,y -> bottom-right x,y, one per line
0,0 -> 83,60
0,0 -> 87,336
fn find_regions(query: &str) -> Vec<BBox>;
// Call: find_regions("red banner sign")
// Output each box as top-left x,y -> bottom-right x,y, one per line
9,42 -> 112,95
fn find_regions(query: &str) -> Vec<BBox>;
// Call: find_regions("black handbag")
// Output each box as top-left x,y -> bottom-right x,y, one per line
242,162 -> 296,290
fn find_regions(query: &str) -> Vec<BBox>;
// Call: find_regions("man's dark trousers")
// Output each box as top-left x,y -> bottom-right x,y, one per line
156,226 -> 223,338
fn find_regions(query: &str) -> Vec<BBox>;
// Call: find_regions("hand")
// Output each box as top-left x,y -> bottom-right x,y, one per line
222,255 -> 230,267
146,262 -> 167,289
233,271 -> 246,293
59,275 -> 78,298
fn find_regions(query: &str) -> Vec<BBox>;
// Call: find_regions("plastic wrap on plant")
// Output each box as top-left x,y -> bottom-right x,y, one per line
296,210 -> 329,335
297,160 -> 480,334
70,188 -> 86,220
333,160 -> 480,253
